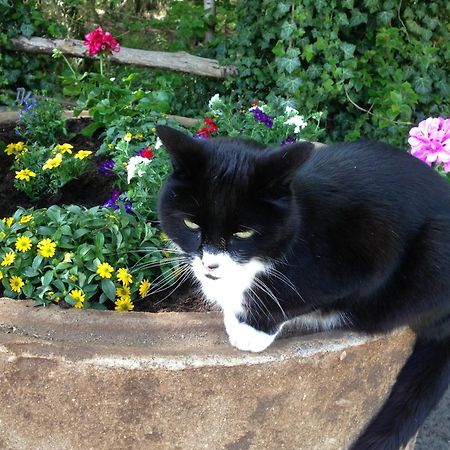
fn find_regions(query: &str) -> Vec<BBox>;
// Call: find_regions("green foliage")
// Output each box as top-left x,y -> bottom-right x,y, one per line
222,0 -> 450,145
0,0 -> 65,104
16,95 -> 67,145
0,205 -> 174,309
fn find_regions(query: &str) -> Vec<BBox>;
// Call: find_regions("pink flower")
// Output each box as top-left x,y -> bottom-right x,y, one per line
84,26 -> 120,56
409,117 -> 450,171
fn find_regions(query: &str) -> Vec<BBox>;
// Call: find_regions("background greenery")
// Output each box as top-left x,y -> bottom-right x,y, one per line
1,0 -> 448,146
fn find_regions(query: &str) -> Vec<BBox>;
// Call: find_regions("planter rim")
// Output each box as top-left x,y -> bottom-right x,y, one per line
0,298 -> 414,371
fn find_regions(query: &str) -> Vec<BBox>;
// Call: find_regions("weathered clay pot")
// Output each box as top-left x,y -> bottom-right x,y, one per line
0,298 -> 416,450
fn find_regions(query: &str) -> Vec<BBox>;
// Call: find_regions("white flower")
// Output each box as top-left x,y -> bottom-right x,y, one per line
155,137 -> 163,149
285,105 -> 299,116
208,94 -> 223,115
127,156 -> 151,184
284,114 -> 308,134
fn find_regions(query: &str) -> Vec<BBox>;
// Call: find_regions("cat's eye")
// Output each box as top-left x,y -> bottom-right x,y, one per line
233,229 -> 255,239
183,218 -> 200,231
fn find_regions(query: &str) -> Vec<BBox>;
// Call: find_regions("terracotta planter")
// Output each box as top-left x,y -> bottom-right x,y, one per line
0,298 -> 417,449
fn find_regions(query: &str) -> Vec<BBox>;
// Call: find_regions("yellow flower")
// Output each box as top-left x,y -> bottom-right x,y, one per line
116,267 -> 132,286
14,142 -> 26,152
20,215 -> 33,224
116,285 -> 130,300
2,217 -> 14,227
70,289 -> 85,309
124,132 -> 132,142
1,251 -> 16,266
74,150 -> 92,160
5,143 -> 16,156
159,232 -> 169,243
37,238 -> 57,258
69,274 -> 77,282
97,262 -> 114,279
107,143 -> 114,149
139,279 -> 151,298
0,271 -> 3,280
15,235 -> 32,252
134,133 -> 143,140
0,232 -> 6,240
42,153 -> 63,170
114,297 -> 134,311
56,143 -> 73,154
15,169 -> 36,181
9,275 -> 24,293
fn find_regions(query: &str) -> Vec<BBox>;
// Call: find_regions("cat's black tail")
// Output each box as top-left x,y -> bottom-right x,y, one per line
349,333 -> 450,450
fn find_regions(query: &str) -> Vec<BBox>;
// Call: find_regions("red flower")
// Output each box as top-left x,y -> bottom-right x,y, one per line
139,148 -> 154,159
250,100 -> 259,106
84,26 -> 120,56
203,118 -> 218,132
197,127 -> 212,138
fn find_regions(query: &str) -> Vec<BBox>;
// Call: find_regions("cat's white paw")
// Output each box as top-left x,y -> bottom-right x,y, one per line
224,314 -> 277,352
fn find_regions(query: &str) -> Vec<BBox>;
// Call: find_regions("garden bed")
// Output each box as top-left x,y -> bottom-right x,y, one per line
0,116 -> 206,313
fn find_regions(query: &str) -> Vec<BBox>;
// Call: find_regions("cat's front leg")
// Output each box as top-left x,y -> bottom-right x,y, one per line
224,313 -> 280,352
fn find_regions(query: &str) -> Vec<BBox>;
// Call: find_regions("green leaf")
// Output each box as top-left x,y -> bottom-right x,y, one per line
41,270 -> 54,286
272,40 -> 285,57
101,279 -> 116,301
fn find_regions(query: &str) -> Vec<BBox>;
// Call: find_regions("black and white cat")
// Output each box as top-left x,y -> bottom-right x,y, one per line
156,125 -> 450,450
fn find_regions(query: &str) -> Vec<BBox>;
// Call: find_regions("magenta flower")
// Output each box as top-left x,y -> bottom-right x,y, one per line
84,26 -> 120,56
409,117 -> 450,171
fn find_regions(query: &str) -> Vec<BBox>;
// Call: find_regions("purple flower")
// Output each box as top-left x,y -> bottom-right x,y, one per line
103,190 -> 132,213
409,117 -> 450,171
98,159 -> 115,176
250,107 -> 274,128
281,136 -> 297,146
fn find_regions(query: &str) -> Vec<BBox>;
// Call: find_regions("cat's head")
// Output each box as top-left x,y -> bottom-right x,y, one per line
156,125 -> 313,310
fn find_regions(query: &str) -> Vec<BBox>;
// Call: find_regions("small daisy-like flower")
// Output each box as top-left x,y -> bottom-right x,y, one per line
15,235 -> 32,252
5,143 -> 16,156
139,279 -> 151,298
43,153 -> 63,170
37,238 -> 57,258
14,142 -> 26,152
15,169 -> 36,182
69,274 -> 78,282
0,232 -> 6,240
134,133 -> 143,140
2,217 -> 14,227
97,262 -> 114,279
116,285 -> 131,300
56,143 -> 73,154
124,132 -> 132,142
70,289 -> 85,309
74,150 -> 93,160
9,275 -> 24,293
20,215 -> 33,224
0,271 -> 3,280
1,251 -> 16,266
116,267 -> 132,286
114,297 -> 134,311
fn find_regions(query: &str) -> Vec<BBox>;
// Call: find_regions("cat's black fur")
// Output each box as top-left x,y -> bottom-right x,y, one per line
156,125 -> 450,450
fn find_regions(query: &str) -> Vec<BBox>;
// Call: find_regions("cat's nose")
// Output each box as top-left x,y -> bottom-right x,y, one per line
204,262 -> 219,271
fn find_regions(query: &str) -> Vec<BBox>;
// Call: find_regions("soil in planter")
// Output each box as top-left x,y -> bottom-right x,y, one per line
0,118 -> 207,313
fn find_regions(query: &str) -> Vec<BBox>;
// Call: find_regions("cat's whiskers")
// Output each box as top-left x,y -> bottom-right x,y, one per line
247,285 -> 274,322
150,265 -> 194,304
132,256 -> 190,272
145,263 -> 192,297
266,266 -> 305,303
252,277 -> 288,321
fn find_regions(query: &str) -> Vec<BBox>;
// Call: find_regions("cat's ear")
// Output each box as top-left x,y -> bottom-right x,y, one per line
156,125 -> 205,175
260,141 -> 315,185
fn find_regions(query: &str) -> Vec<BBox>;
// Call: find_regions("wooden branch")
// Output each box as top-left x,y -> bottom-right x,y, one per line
10,36 -> 238,79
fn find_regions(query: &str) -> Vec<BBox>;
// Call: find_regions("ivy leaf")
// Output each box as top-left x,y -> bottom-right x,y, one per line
280,21 -> 297,40
278,57 -> 300,74
413,77 -> 432,95
20,23 -> 35,39
341,43 -> 356,60
272,40 -> 285,57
